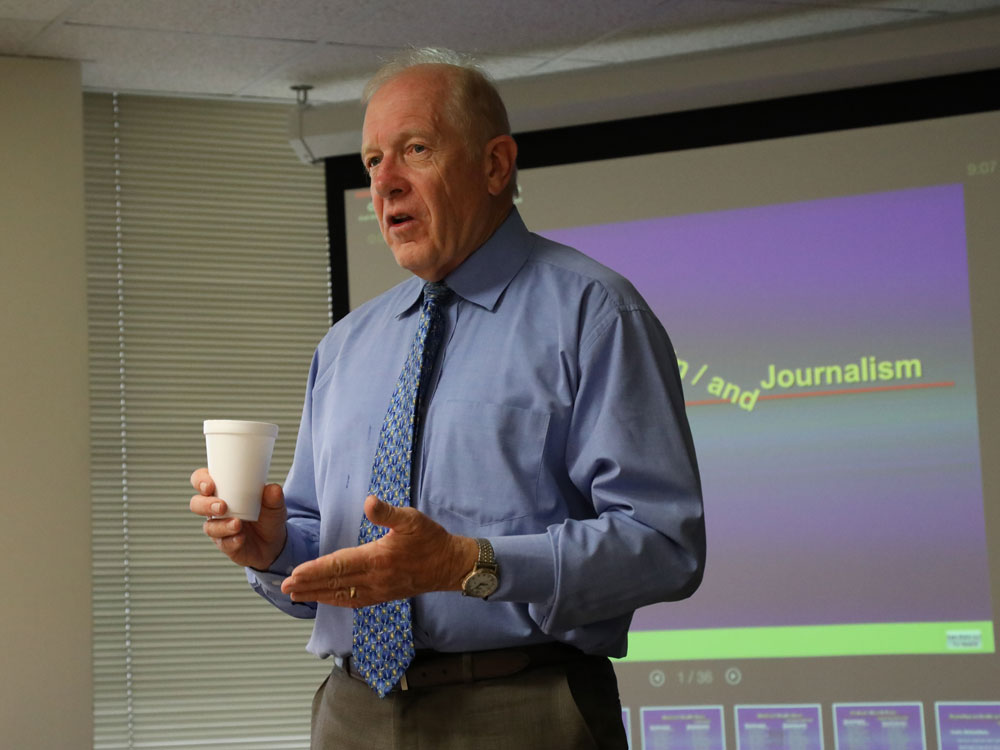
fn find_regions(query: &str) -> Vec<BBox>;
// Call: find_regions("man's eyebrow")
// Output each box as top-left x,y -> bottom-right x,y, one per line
360,127 -> 437,165
364,128 -> 433,152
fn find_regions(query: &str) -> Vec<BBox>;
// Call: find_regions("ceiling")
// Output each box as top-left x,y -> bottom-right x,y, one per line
3,0 -> 1000,106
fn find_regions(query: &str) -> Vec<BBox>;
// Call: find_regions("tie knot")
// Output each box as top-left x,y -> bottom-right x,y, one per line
423,281 -> 452,306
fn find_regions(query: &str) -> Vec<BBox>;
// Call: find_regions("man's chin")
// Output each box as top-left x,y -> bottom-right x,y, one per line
390,243 -> 440,281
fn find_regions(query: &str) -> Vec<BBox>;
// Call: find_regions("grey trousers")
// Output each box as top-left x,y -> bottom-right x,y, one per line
311,653 -> 628,749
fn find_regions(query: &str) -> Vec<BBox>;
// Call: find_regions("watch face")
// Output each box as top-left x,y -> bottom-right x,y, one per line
464,571 -> 498,598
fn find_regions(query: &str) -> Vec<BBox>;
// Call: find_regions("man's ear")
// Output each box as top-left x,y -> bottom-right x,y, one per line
483,135 -> 518,197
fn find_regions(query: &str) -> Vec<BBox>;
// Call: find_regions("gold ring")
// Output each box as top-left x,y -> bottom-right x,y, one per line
349,586 -> 357,599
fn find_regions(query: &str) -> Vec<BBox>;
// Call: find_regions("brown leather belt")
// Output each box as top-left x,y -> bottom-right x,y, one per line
341,642 -> 585,692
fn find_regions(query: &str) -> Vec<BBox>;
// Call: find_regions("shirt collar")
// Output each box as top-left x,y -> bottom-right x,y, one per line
391,207 -> 531,318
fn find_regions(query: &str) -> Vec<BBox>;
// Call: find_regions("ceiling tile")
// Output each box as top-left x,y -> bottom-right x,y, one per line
68,0 -> 381,42
246,42 -> 391,101
762,0 -> 996,12
271,42 -> 392,83
316,0 -> 669,55
0,0 -> 81,21
856,0 -> 1000,10
630,0 -> 830,31
478,53 -> 605,81
243,72 -> 368,102
3,0 -> 1000,102
535,0 -> 947,70
31,24 -> 311,95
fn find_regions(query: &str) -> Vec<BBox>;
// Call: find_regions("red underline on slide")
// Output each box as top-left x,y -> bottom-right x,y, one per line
685,381 -> 956,407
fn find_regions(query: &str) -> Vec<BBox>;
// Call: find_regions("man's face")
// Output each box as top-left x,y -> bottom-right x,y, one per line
361,67 -> 492,281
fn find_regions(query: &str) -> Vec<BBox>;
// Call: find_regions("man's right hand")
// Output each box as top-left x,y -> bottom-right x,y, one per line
189,468 -> 287,571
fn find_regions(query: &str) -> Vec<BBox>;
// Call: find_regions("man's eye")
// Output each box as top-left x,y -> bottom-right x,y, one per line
411,144 -> 427,155
365,156 -> 381,172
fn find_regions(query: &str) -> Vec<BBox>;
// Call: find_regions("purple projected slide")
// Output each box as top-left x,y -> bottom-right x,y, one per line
936,703 -> 1000,750
736,705 -> 823,750
541,184 -> 990,632
641,706 -> 726,750
833,703 -> 926,750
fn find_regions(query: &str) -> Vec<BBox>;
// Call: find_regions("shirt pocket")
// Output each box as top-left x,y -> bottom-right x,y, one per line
421,399 -> 551,527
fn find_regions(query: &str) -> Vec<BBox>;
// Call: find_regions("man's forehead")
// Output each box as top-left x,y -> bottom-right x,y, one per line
362,97 -> 450,153
361,114 -> 440,151
365,68 -> 450,118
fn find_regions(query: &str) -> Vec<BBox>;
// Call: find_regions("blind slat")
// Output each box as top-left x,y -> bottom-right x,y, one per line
87,92 -> 333,750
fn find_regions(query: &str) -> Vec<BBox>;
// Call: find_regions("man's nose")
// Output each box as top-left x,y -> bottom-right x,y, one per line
372,156 -> 406,198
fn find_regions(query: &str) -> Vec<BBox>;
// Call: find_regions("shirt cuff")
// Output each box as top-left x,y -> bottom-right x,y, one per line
245,522 -> 314,589
488,532 -> 555,603
244,523 -> 319,617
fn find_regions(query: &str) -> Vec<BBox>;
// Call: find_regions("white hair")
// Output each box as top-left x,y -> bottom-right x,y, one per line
362,47 -> 478,103
362,47 -> 517,198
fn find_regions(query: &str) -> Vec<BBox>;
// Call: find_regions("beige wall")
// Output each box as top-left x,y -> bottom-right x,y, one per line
0,56 -> 91,747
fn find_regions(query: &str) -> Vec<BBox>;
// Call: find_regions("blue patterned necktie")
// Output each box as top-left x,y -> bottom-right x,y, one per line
352,281 -> 452,697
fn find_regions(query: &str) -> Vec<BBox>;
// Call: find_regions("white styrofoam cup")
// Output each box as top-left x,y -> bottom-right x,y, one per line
203,420 -> 278,521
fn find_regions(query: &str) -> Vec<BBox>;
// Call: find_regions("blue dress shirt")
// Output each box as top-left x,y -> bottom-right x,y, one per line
248,208 -> 705,659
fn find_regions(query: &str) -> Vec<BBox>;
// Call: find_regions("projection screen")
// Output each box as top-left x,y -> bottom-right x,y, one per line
327,69 -> 1000,750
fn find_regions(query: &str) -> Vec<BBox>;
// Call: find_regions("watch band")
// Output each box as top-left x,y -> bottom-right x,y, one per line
461,538 -> 499,598
475,537 -> 496,568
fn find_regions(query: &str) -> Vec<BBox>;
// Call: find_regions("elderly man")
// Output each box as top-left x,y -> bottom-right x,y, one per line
190,48 -> 704,749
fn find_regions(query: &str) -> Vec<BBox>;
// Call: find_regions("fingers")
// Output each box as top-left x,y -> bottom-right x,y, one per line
202,515 -> 242,540
363,494 -> 389,525
280,497 -> 457,608
364,494 -> 419,532
189,474 -> 281,520
189,467 -> 287,570
285,582 -> 360,607
189,468 -> 223,518
282,547 -> 371,605
261,483 -> 285,510
207,520 -> 256,562
282,562 -> 374,608
319,584 -> 359,607
190,467 -> 214,495
285,546 -> 361,585
190,493 -> 228,518
292,584 -> 366,608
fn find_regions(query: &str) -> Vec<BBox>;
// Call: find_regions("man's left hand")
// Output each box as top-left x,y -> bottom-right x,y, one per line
280,494 -> 478,607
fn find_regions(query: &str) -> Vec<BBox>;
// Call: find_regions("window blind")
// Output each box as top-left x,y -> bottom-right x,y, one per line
85,92 -> 334,749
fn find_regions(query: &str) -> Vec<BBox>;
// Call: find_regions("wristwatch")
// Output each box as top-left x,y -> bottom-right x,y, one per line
461,538 -> 499,598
